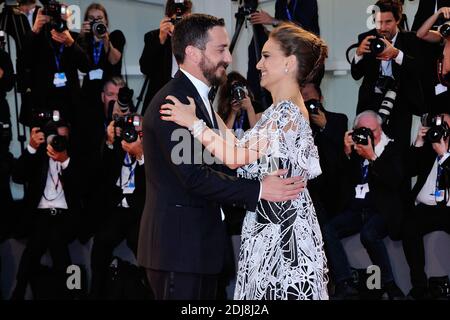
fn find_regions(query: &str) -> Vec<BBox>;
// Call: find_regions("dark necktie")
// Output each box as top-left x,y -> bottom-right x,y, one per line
207,87 -> 218,129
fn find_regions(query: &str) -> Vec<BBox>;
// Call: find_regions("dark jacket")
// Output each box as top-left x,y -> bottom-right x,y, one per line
139,29 -> 173,114
137,71 -> 260,274
351,29 -> 425,152
339,140 -> 405,240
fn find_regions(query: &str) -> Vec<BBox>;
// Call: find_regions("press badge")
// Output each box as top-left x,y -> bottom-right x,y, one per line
355,183 -> 370,199
435,83 -> 448,96
435,189 -> 445,202
53,72 -> 67,87
89,68 -> 103,80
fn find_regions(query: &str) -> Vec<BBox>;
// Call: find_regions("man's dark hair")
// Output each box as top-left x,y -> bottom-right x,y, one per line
374,0 -> 403,22
165,0 -> 192,17
172,14 -> 225,64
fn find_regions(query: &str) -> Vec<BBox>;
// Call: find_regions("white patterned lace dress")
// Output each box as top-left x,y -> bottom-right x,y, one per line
233,100 -> 329,300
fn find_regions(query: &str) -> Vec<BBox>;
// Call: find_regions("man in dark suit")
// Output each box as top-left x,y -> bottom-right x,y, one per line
10,121 -> 81,299
351,0 -> 425,154
322,110 -> 405,300
139,0 -> 192,114
138,14 -> 305,300
90,116 -> 146,299
301,82 -> 348,223
402,112 -> 450,300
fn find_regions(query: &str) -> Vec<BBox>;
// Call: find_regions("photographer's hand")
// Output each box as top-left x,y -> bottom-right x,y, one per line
432,137 -> 449,157
122,136 -> 143,161
159,17 -> 174,45
310,109 -> 327,130
30,127 -> 45,150
414,126 -> 429,147
344,130 -> 354,156
376,38 -> 400,61
250,10 -> 275,26
32,8 -> 50,34
47,144 -> 69,163
354,138 -> 377,161
80,21 -> 91,36
51,29 -> 74,47
356,35 -> 376,57
106,120 -> 115,146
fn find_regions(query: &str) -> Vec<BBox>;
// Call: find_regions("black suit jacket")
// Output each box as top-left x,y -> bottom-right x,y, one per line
339,140 -> 405,240
408,144 -> 450,206
11,146 -> 82,214
309,110 -> 348,219
351,29 -> 425,151
139,29 -> 173,114
137,71 -> 260,274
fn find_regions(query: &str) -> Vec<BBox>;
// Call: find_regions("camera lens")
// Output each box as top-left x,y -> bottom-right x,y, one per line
231,82 -> 246,102
370,37 -> 386,56
439,23 -> 450,38
92,20 -> 107,37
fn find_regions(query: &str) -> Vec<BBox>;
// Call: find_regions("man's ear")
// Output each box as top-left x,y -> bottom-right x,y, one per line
186,45 -> 202,64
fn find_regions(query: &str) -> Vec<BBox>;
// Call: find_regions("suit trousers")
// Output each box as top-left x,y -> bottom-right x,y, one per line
402,203 -> 450,288
146,268 -> 218,300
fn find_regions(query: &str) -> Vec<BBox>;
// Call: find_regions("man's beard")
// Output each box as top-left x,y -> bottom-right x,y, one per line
200,53 -> 228,87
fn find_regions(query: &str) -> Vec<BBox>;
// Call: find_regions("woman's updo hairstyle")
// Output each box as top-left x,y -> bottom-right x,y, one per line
270,22 -> 328,87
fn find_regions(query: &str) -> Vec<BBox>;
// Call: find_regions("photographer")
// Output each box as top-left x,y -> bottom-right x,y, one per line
77,3 -> 125,108
415,7 -> 450,113
351,0 -> 424,154
10,121 -> 81,300
139,0 -> 192,113
402,112 -> 450,300
249,0 -> 320,35
322,110 -> 405,300
217,71 -> 262,138
19,4 -> 90,127
89,115 -> 145,299
301,81 -> 348,222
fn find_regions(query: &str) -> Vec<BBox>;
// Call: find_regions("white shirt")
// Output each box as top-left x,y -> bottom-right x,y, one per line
416,152 -> 450,207
179,68 -> 214,124
27,145 -> 70,209
26,8 -> 35,28
354,31 -> 404,70
116,153 -> 145,208
171,54 -> 179,78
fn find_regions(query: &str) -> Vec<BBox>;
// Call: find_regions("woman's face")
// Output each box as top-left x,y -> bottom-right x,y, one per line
256,37 -> 288,91
87,9 -> 107,25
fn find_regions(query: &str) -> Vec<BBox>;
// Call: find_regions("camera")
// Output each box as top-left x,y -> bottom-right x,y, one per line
117,87 -> 134,113
231,81 -> 246,102
41,0 -> 67,32
424,114 -> 449,143
32,110 -> 68,152
113,113 -> 143,143
91,19 -> 107,37
232,0 -> 258,15
352,127 -> 374,146
304,99 -> 323,115
439,22 -> 450,38
170,0 -> 187,25
374,76 -> 397,125
369,36 -> 386,56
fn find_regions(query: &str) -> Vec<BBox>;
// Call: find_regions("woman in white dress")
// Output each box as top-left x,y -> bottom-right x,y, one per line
160,23 -> 329,300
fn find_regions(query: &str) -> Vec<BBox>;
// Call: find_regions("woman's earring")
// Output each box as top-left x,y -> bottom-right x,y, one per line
284,68 -> 289,74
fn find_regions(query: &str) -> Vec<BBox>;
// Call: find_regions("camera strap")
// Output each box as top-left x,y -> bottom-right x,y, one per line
92,39 -> 104,66
285,0 -> 298,22
233,110 -> 246,131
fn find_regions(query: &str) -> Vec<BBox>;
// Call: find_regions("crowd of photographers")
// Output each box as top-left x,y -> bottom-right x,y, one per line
0,0 -> 449,300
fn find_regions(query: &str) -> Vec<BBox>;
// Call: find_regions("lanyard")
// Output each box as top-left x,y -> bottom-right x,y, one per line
92,39 -> 104,66
361,161 -> 369,183
436,156 -> 443,195
233,110 -> 246,131
122,153 -> 136,188
54,44 -> 64,72
285,0 -> 298,22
